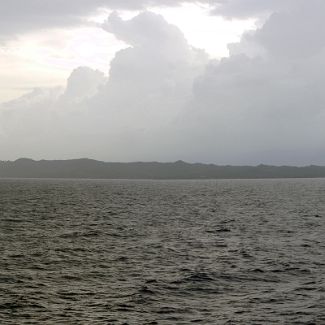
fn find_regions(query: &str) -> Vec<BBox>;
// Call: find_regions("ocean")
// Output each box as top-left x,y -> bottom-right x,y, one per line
0,178 -> 324,324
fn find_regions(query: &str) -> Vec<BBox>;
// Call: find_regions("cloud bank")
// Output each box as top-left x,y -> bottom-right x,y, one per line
0,12 -> 208,161
1,1 -> 325,165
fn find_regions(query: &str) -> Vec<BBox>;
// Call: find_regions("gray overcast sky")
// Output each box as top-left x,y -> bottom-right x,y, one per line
0,0 -> 324,165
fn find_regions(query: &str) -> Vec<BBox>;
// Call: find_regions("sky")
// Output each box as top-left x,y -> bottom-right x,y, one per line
0,0 -> 324,165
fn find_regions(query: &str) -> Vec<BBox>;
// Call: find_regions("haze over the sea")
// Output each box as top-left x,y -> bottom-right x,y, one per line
1,158 -> 325,179
1,1 -> 324,165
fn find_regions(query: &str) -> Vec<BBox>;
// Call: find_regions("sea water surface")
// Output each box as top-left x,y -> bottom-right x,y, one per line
0,179 -> 324,324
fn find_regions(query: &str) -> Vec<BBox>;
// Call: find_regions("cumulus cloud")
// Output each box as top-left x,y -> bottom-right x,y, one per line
62,67 -> 107,102
254,1 -> 325,59
0,12 -> 208,161
94,12 -> 207,123
175,0 -> 325,164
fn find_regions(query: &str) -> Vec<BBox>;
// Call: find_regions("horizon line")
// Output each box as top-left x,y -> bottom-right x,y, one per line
1,157 -> 324,168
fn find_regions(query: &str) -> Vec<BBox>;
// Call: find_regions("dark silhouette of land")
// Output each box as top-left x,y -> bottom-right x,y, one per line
0,158 -> 325,179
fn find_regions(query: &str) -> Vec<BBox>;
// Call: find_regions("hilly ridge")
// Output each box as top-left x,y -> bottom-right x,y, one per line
0,158 -> 325,179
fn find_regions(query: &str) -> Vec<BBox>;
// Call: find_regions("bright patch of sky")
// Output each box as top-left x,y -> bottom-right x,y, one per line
152,4 -> 256,58
0,3 -> 255,103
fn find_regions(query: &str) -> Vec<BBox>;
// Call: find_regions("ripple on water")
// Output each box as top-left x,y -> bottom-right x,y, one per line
0,178 -> 324,324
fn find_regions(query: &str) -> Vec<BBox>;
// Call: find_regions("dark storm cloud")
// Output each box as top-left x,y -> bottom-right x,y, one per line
212,0 -> 292,18
0,0 -> 213,38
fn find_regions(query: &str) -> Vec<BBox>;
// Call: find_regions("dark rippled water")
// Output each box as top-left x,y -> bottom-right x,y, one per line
0,179 -> 325,324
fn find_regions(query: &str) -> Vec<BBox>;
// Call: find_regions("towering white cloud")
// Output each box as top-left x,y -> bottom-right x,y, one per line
97,11 -> 207,125
0,12 -> 208,161
176,0 -> 325,164
62,67 -> 107,102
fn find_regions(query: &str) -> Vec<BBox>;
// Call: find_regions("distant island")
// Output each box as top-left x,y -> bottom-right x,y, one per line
0,158 -> 325,179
